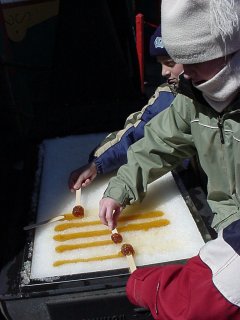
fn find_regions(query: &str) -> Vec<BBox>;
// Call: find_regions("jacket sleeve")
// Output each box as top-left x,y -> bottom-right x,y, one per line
126,219 -> 240,320
89,85 -> 175,174
103,94 -> 197,206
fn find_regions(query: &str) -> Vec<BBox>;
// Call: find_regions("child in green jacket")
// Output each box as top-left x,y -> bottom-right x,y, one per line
99,1 -> 240,319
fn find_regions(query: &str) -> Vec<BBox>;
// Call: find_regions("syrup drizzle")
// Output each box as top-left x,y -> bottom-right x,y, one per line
53,210 -> 170,267
53,252 -> 123,267
53,219 -> 169,242
55,211 -> 165,231
55,239 -> 113,253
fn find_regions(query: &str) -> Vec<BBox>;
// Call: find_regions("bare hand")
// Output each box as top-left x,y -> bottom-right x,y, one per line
99,197 -> 123,230
68,162 -> 97,191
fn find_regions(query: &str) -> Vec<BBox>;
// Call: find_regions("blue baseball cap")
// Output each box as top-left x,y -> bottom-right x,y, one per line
149,25 -> 168,57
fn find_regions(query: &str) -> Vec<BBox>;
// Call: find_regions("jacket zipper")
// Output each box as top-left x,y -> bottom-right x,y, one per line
155,282 -> 160,316
217,115 -> 225,144
217,109 -> 240,144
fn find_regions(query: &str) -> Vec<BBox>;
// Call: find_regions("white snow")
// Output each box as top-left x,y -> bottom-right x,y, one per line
30,134 -> 205,280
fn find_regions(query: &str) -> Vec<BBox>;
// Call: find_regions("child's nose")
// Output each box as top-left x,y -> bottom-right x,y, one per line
162,67 -> 170,78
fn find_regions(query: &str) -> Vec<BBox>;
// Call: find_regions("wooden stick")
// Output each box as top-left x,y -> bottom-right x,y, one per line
112,228 -> 137,273
23,215 -> 65,230
76,188 -> 81,206
126,254 -> 137,273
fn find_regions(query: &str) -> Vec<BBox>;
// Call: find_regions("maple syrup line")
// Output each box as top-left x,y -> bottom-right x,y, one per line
53,252 -> 123,267
55,220 -> 100,231
55,239 -> 113,253
53,219 -> 170,242
119,219 -> 169,232
55,211 -> 165,231
54,229 -> 110,241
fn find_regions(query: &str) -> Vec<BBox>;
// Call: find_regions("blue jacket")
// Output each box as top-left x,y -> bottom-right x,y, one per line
90,84 -> 176,174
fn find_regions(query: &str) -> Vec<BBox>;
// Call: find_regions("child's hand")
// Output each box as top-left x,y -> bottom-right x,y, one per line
68,162 -> 97,191
99,197 -> 123,230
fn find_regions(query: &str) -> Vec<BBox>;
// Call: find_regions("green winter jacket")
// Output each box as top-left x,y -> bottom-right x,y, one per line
103,92 -> 240,232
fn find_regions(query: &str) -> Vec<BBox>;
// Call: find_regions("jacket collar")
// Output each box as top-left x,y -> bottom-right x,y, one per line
178,74 -> 205,103
178,74 -> 240,114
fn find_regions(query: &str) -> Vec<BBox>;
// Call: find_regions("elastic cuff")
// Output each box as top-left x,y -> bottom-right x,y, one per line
92,158 -> 103,174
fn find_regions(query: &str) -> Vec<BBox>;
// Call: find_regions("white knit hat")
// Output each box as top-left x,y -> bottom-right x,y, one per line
161,0 -> 240,64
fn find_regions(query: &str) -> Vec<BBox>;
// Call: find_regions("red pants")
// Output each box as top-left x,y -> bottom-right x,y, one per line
126,256 -> 240,320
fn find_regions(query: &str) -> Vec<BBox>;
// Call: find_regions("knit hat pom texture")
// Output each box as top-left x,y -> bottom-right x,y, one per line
161,0 -> 240,64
